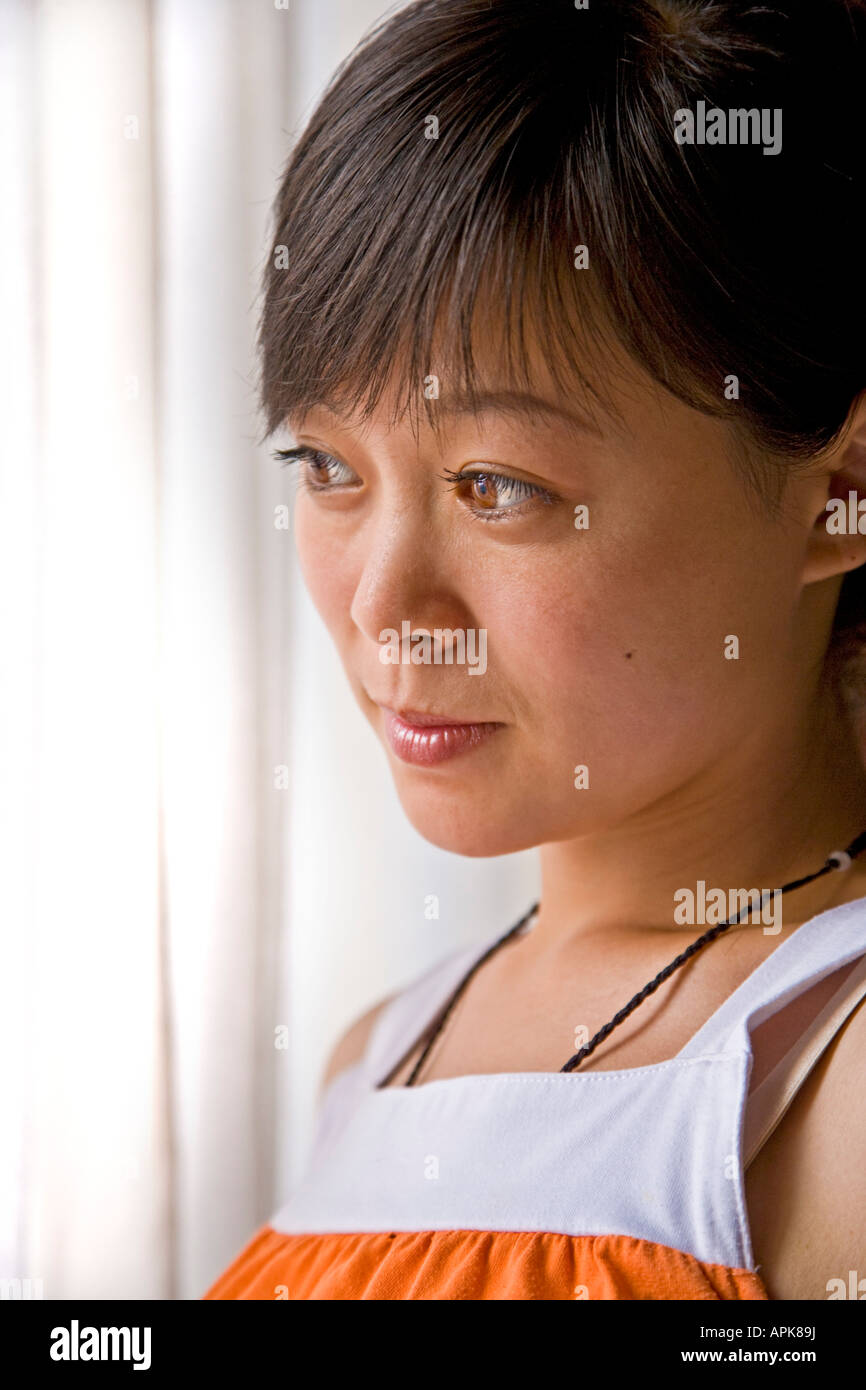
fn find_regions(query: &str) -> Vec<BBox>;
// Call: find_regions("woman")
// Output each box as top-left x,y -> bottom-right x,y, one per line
206,0 -> 866,1299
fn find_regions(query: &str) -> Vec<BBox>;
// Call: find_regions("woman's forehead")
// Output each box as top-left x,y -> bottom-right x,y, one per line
285,340 -> 670,448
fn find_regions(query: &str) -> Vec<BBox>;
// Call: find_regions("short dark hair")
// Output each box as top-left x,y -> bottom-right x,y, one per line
257,0 -> 866,644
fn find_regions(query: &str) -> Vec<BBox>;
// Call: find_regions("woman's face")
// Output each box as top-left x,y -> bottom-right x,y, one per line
288,339 -> 838,857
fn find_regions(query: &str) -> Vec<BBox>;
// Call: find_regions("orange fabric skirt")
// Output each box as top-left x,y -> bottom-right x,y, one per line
204,1225 -> 769,1300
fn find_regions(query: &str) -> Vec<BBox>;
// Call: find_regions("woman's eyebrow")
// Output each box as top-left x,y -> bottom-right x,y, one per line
435,391 -> 606,439
286,391 -> 608,441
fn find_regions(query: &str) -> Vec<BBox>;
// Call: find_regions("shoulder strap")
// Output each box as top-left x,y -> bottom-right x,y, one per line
743,949 -> 866,1167
361,905 -> 540,1086
360,931 -> 503,1086
677,893 -> 866,1060
310,941 -> 494,1146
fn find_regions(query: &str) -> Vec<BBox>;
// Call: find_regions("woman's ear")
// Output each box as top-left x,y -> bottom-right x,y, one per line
802,391 -> 866,586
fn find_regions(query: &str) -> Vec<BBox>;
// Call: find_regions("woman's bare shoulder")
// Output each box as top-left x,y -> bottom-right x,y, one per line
320,993 -> 396,1094
747,989 -> 866,1298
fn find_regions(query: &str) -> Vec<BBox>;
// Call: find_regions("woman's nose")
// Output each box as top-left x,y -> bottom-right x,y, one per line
348,507 -> 466,646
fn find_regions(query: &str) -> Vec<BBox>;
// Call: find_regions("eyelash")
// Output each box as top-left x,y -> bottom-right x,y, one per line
272,446 -> 357,493
438,466 -> 556,521
272,447 -> 557,520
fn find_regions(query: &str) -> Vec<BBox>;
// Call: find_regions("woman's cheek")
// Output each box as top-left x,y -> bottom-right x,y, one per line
490,555 -> 705,757
293,505 -> 356,637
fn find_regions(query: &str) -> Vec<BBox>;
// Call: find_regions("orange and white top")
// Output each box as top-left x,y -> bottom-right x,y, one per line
205,897 -> 866,1300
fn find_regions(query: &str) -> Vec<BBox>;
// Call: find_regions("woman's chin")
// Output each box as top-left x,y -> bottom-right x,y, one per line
390,781 -> 544,858
407,820 -> 535,858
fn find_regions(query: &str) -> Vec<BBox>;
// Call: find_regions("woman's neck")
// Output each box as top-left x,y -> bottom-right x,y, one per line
534,684 -> 866,950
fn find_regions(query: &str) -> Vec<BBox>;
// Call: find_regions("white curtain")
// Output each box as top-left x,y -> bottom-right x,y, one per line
0,0 -> 538,1301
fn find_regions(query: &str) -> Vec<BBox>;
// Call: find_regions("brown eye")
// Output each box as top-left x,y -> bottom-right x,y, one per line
308,451 -> 337,483
469,474 -> 500,509
273,446 -> 359,490
441,467 -> 555,520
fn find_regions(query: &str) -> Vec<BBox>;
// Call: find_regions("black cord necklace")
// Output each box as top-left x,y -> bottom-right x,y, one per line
384,830 -> 866,1088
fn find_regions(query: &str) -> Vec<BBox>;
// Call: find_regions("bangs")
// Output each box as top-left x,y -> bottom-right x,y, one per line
258,65 -> 632,438
256,0 -> 736,443
266,200 -> 632,441
257,0 -> 865,465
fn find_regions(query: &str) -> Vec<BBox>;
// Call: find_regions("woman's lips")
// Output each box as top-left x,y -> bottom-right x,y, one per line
381,707 -> 504,766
